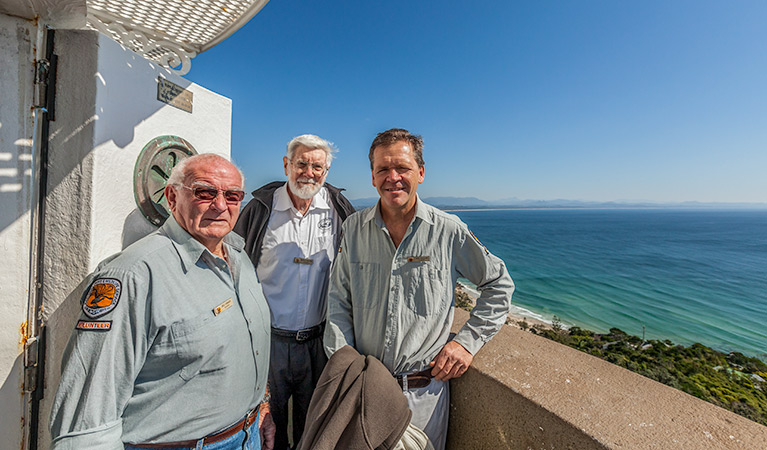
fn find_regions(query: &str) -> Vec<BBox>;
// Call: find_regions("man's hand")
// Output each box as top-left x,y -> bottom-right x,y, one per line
259,403 -> 276,450
429,341 -> 473,381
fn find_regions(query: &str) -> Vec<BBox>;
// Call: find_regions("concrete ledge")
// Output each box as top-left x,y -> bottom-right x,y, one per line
447,308 -> 767,449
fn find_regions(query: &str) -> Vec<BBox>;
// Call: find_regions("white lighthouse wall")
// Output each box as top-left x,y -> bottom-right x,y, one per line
0,13 -> 36,450
38,30 -> 232,448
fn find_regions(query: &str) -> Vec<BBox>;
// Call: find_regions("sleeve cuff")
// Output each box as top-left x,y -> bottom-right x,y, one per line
453,328 -> 486,355
51,420 -> 123,450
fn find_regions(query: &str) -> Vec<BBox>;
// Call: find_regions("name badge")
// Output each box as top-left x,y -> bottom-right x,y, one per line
407,256 -> 430,263
294,257 -> 314,265
76,320 -> 112,331
213,298 -> 233,316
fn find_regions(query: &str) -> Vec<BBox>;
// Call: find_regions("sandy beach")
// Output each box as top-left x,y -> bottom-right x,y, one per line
455,282 -> 553,331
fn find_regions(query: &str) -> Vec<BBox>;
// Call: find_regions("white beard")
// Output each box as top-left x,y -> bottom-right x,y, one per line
288,177 -> 323,200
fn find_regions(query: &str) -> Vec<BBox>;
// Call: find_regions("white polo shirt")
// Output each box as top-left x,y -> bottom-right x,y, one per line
257,184 -> 341,330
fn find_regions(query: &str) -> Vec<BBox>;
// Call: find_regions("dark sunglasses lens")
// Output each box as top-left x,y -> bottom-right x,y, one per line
193,188 -> 218,200
224,190 -> 245,202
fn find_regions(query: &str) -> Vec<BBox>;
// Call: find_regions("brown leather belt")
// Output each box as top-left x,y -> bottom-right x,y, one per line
396,369 -> 434,389
129,405 -> 260,448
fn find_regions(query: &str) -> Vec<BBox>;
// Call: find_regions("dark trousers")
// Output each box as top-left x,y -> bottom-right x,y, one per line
269,333 -> 328,450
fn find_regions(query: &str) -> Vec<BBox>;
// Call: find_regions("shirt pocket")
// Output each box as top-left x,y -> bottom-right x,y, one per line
350,262 -> 383,310
402,261 -> 448,316
313,236 -> 334,268
247,288 -> 271,344
171,312 -> 228,381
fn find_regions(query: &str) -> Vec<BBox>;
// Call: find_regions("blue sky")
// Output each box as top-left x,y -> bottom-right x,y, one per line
187,1 -> 766,203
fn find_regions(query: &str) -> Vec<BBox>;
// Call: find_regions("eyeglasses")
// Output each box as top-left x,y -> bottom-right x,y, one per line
291,159 -> 328,175
178,185 -> 245,203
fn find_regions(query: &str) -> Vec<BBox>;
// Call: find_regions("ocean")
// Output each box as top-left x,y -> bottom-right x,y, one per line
451,208 -> 767,360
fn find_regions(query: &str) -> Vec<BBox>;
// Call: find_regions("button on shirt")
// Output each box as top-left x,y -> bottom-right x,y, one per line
324,197 -> 514,374
50,216 -> 271,449
257,185 -> 341,330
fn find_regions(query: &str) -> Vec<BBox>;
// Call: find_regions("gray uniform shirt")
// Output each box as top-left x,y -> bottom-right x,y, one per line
324,197 -> 514,374
50,216 -> 271,449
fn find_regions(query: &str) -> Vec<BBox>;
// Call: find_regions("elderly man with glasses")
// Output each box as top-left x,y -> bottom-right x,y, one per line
234,134 -> 354,450
50,154 -> 275,449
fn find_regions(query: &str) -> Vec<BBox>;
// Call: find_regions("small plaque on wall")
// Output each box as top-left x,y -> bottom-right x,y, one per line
157,77 -> 193,113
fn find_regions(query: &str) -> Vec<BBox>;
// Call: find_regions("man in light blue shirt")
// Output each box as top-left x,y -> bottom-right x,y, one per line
324,129 -> 514,450
50,154 -> 275,449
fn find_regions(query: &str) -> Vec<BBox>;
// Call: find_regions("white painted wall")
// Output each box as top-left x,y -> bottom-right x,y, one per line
35,30 -> 232,448
89,34 -> 232,265
0,13 -> 36,450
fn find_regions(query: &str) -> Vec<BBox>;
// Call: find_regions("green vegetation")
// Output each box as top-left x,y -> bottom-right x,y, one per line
453,285 -> 767,425
454,288 -> 474,310
529,323 -> 767,426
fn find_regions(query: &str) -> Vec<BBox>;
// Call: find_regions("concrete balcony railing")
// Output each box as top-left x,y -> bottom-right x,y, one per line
446,309 -> 767,449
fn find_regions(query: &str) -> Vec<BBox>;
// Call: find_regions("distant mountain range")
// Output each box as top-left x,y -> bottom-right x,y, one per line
349,196 -> 767,211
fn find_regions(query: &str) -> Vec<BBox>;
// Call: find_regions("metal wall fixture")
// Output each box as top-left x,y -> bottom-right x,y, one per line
133,135 -> 197,226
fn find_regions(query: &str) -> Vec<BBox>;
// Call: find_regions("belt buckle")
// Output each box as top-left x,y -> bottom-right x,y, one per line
295,329 -> 309,342
241,408 -> 256,442
245,407 -> 255,423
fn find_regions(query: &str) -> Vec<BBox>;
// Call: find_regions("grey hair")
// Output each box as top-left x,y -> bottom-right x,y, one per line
286,134 -> 337,165
166,153 -> 245,189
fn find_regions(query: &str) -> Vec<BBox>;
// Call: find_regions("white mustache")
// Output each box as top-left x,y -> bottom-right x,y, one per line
297,177 -> 318,185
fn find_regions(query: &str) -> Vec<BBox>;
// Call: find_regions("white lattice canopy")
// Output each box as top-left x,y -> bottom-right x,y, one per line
85,0 -> 269,75
1,0 -> 268,75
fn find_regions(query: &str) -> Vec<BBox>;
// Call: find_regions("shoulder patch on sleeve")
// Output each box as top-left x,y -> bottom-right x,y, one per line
469,230 -> 490,255
83,278 -> 122,318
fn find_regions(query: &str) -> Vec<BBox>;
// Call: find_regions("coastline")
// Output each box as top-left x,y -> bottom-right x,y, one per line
455,283 -> 767,426
456,282 -> 553,331
449,209 -> 767,360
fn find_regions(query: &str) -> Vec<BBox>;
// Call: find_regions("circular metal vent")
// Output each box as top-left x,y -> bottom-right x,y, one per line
133,135 -> 197,226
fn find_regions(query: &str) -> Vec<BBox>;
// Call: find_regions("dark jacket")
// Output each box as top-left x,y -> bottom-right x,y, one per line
233,181 -> 355,268
297,345 -> 412,450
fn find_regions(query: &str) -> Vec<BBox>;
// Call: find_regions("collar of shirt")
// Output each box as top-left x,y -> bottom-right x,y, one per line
273,183 -> 332,214
365,195 -> 435,229
161,214 -> 246,273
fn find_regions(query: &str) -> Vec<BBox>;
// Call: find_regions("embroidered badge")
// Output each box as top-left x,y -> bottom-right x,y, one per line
76,320 -> 112,331
293,257 -> 314,265
318,218 -> 333,230
213,298 -> 234,316
83,278 -> 122,319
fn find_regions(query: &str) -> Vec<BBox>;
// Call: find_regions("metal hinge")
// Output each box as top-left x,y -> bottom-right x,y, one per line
33,54 -> 58,120
23,326 -> 46,397
24,336 -> 39,393
35,59 -> 50,84
34,60 -> 49,108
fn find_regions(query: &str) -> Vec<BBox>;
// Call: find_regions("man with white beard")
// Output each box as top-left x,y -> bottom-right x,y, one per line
234,134 -> 354,450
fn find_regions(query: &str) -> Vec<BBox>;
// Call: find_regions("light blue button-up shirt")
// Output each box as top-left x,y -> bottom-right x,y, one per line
50,216 -> 271,449
324,197 -> 514,374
